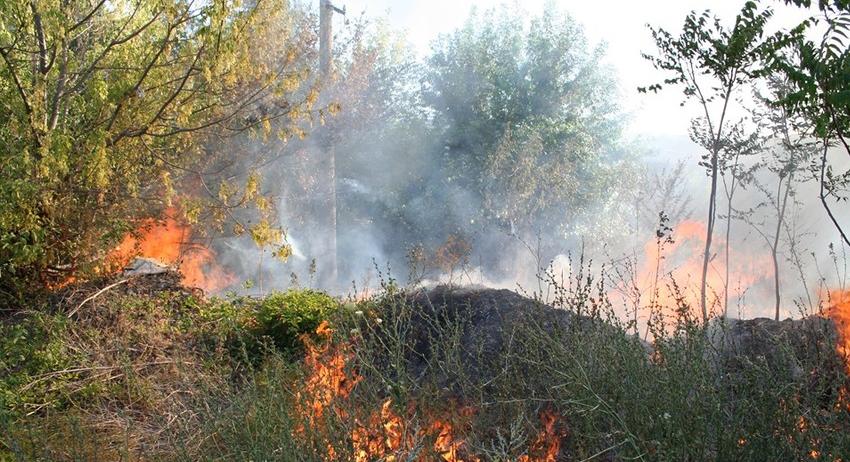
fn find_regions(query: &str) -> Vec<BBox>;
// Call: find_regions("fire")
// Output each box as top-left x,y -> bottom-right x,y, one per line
518,409 -> 564,462
826,290 -> 850,416
108,207 -> 235,292
613,219 -> 771,330
826,290 -> 850,373
350,399 -> 404,462
297,322 -> 565,461
297,320 -> 360,430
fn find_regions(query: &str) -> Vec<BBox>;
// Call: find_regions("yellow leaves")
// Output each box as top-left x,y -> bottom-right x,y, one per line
184,201 -> 202,225
273,243 -> 293,261
289,107 -> 302,122
243,172 -> 259,203
285,48 -> 297,65
91,78 -> 109,102
262,118 -> 272,140
281,73 -> 303,94
0,0 -> 325,282
80,145 -> 110,190
202,65 -> 213,84
255,195 -> 270,212
161,171 -> 174,207
211,208 -> 226,232
277,128 -> 290,144
305,88 -> 319,106
249,219 -> 283,247
218,181 -> 235,204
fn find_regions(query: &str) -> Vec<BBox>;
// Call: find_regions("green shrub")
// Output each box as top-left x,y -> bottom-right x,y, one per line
253,290 -> 338,355
197,289 -> 338,364
0,313 -> 78,420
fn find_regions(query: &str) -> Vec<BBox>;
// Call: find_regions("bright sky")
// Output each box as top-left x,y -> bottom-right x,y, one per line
337,0 -> 814,142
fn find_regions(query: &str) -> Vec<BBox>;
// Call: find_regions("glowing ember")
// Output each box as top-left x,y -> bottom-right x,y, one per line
108,207 -> 235,292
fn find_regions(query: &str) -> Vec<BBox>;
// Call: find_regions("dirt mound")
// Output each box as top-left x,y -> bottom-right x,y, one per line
20,268 -> 215,457
51,264 -> 201,317
394,286 -> 846,392
396,285 -> 588,389
714,316 -> 844,385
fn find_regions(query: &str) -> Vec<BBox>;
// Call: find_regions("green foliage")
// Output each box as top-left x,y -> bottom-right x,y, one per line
0,0 -> 318,295
0,312 -> 77,419
768,1 -> 850,246
2,276 -> 848,460
254,290 -> 338,354
645,0 -> 850,249
176,280 -> 850,461
198,289 -> 338,362
425,4 -> 628,238
176,356 -> 307,461
1,285 -> 339,459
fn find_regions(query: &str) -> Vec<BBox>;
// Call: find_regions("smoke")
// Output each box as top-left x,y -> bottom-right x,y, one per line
190,2 -> 849,328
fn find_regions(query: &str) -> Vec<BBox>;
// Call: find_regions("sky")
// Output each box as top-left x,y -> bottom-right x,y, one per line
335,0 -> 814,144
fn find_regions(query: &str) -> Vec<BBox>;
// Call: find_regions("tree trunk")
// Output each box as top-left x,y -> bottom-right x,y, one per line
772,173 -> 792,321
724,201 -> 732,318
701,150 -> 719,323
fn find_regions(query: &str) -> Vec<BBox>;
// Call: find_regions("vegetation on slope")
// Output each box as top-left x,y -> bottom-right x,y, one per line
3,270 -> 849,461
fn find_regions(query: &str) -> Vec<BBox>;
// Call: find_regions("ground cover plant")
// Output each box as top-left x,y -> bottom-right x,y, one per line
3,266 -> 848,461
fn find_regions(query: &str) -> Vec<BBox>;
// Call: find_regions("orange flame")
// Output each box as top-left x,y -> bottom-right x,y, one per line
613,219 -> 772,330
826,290 -> 850,416
108,208 -> 235,293
297,321 -> 360,431
297,322 -> 564,461
519,409 -> 565,462
826,290 -> 850,373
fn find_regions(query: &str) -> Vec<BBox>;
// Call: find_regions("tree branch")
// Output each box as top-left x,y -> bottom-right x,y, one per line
819,139 -> 850,247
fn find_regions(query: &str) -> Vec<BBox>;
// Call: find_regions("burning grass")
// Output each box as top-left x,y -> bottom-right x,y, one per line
3,269 -> 850,461
184,279 -> 850,461
290,319 -> 563,461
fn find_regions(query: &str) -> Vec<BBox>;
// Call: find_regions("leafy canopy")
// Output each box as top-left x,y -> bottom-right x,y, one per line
0,0 -> 318,292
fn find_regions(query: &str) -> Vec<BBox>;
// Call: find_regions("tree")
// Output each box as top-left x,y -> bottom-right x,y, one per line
713,121 -> 760,317
632,160 -> 693,238
739,76 -> 817,320
424,4 -> 628,256
0,0 -> 318,295
642,2 -> 773,321
196,12 -> 430,289
770,0 -> 850,248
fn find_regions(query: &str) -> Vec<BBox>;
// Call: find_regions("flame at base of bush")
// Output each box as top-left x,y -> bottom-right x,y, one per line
107,207 -> 235,293
296,321 -> 565,461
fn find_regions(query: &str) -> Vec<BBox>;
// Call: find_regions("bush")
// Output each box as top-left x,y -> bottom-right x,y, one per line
254,290 -> 338,354
196,289 -> 339,365
0,312 -> 78,420
1,283 -> 339,460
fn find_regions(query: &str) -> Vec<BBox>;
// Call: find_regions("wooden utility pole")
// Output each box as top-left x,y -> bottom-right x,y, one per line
318,0 -> 343,288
